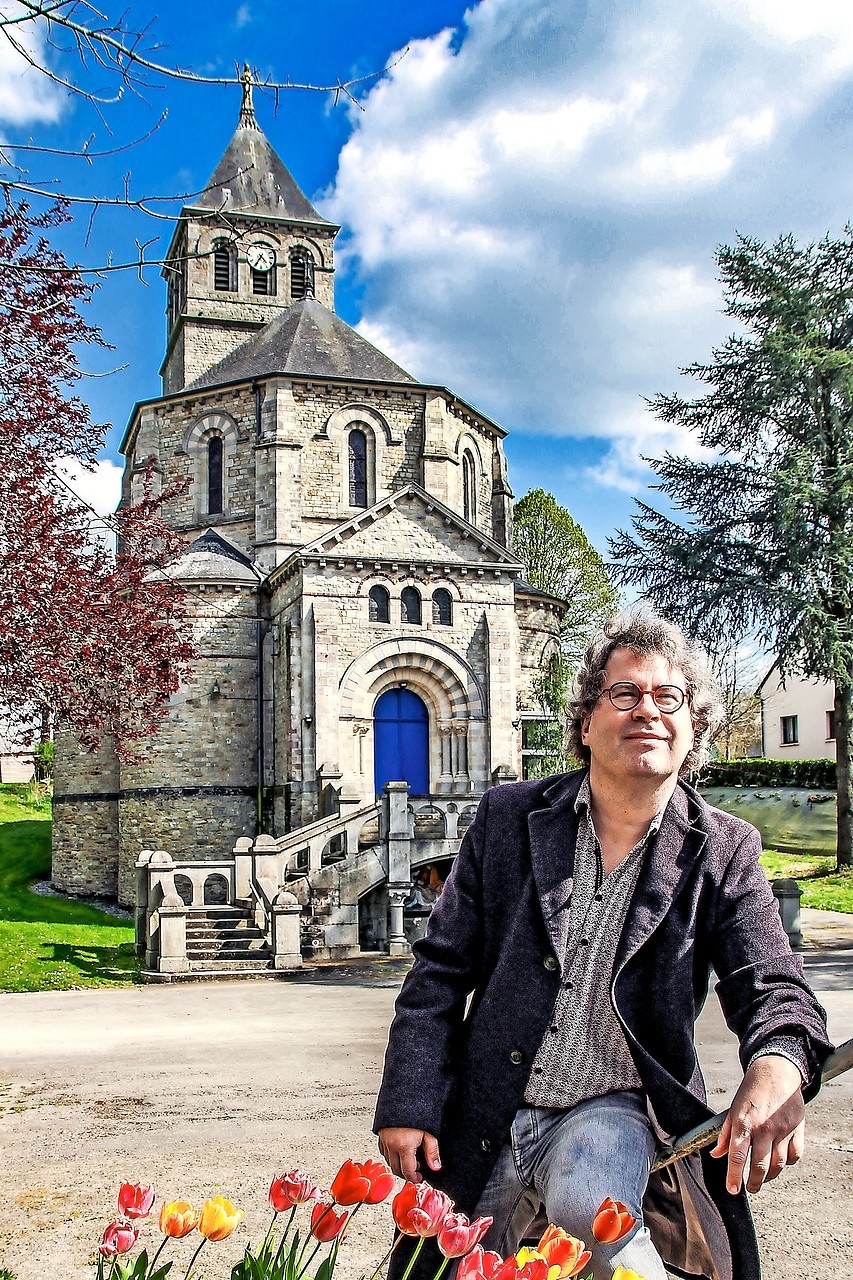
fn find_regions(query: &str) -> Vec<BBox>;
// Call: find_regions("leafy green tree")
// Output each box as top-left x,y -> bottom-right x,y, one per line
513,488 -> 619,668
610,229 -> 853,868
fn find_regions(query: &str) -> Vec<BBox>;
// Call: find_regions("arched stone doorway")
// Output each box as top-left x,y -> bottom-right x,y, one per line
374,687 -> 429,795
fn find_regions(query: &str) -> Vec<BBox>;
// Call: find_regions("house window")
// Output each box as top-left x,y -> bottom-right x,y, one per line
827,709 -> 836,741
213,241 -> 235,291
521,717 -> 565,780
781,715 -> 799,746
401,586 -> 422,625
462,451 -> 477,524
290,251 -> 314,301
207,436 -> 224,514
349,429 -> 368,507
432,589 -> 452,626
369,585 -> 390,623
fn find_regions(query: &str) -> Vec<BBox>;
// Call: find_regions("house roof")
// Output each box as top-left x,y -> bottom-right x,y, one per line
149,528 -> 261,586
188,112 -> 334,227
186,296 -> 417,390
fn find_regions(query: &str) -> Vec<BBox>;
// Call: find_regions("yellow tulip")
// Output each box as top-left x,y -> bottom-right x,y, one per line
198,1196 -> 242,1242
514,1248 -> 545,1268
611,1268 -> 646,1280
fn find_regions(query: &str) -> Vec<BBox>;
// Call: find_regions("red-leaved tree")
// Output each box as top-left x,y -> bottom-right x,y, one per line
0,195 -> 195,758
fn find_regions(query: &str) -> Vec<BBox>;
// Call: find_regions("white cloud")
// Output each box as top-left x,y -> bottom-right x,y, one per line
325,0 -> 853,507
234,3 -> 252,29
54,458 -> 123,552
0,2 -> 66,127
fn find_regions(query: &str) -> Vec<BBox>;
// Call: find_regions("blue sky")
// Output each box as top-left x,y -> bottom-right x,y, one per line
2,0 -> 852,553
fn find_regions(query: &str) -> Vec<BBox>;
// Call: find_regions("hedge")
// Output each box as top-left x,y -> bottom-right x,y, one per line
700,758 -> 836,789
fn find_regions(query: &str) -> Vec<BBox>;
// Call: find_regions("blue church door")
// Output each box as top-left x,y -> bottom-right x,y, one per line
374,688 -> 430,796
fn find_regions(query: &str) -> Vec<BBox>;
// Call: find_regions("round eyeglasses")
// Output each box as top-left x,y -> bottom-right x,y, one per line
599,681 -> 687,713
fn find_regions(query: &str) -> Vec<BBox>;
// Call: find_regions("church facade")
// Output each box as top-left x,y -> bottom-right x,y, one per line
51,78 -> 564,949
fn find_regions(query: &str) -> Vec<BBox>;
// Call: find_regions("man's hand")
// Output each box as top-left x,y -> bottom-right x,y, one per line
711,1055 -> 805,1196
378,1127 -> 442,1183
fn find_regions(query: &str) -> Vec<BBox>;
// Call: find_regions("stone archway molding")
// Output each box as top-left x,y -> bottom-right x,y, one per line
339,637 -> 486,722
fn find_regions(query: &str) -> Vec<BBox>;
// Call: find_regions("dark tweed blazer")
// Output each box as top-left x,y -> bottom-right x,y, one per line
374,771 -> 832,1280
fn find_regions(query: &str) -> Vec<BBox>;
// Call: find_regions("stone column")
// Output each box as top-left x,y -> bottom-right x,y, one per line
271,889 -> 303,969
388,888 -> 409,957
385,781 -> 412,956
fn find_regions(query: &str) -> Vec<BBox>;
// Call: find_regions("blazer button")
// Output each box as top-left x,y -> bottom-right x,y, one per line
543,955 -> 558,971
480,1138 -> 492,1152
509,1049 -> 523,1065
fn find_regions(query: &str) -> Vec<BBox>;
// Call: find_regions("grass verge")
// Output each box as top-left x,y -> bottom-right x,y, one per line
760,849 -> 853,913
0,783 -> 138,992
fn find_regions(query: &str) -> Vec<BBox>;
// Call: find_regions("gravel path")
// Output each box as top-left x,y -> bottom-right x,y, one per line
0,919 -> 850,1280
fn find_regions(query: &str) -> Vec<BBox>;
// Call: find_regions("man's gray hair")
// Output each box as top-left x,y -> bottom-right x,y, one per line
567,610 -> 724,775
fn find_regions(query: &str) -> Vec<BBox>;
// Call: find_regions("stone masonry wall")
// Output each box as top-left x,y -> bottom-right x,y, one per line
52,737 -> 120,898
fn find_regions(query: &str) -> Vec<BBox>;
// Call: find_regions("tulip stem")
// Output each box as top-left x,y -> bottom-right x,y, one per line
296,1238 -> 326,1279
272,1207 -> 297,1269
184,1237 -> 207,1280
398,1236 -> 425,1280
428,1258 -> 451,1280
365,1230 -> 403,1280
146,1237 -> 169,1276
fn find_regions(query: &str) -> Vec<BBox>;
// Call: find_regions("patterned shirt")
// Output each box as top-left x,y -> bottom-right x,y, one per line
524,772 -> 662,1109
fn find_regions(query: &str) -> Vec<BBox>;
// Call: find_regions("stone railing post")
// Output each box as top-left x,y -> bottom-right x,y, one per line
147,851 -> 189,975
233,835 -> 254,900
135,850 -> 154,957
491,764 -> 519,787
271,889 -> 303,969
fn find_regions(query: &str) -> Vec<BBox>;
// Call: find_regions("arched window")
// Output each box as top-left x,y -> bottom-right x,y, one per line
462,451 -> 477,524
349,429 -> 368,507
213,241 -> 235,292
290,250 -> 315,301
369,585 -> 390,623
207,436 -> 224,515
432,589 -> 452,626
401,586 -> 422,625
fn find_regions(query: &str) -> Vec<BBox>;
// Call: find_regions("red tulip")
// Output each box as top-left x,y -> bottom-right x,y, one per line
117,1182 -> 155,1220
270,1170 -> 322,1211
458,1246 -> 507,1280
437,1212 -> 494,1258
515,1259 -> 549,1280
98,1217 -> 139,1257
310,1202 -> 349,1241
591,1198 -> 637,1245
330,1158 -> 396,1206
391,1182 -> 454,1237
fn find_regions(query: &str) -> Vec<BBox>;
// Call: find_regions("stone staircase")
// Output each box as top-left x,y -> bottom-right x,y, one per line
184,903 -> 273,974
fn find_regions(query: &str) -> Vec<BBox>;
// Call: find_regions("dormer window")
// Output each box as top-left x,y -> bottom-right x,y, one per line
213,240 -> 235,292
290,250 -> 315,301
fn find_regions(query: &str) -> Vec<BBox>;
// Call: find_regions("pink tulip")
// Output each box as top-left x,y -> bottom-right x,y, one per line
438,1212 -> 494,1259
99,1217 -> 139,1257
117,1182 -> 155,1219
269,1170 -> 322,1211
458,1244 -> 506,1280
392,1182 -> 455,1238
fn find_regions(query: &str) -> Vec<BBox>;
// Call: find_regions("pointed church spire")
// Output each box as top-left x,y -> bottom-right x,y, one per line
239,63 -> 260,131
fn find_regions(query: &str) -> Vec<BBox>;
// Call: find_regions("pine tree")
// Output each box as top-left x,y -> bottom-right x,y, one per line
610,229 -> 853,868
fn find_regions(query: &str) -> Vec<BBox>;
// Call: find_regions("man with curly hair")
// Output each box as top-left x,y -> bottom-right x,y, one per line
375,611 -> 831,1280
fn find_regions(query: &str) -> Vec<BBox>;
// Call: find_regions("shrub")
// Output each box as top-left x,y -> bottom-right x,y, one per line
700,758 -> 835,789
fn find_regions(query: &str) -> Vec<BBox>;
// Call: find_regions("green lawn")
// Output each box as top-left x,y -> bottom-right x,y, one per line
760,849 -> 853,914
0,784 -> 138,992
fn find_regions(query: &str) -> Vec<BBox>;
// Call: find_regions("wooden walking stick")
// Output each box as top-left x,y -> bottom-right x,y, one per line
651,1037 -> 853,1172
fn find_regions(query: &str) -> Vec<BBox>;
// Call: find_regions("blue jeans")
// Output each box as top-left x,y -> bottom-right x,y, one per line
471,1092 -> 668,1280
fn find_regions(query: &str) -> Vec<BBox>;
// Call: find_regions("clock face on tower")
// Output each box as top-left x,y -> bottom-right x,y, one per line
247,243 -> 275,273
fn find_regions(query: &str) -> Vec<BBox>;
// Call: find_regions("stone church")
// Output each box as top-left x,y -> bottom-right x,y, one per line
51,75 -> 565,969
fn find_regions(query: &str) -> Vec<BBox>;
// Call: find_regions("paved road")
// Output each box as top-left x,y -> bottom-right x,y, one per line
0,912 -> 850,1280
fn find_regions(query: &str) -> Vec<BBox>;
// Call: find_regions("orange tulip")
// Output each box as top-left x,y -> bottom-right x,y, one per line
159,1200 -> 200,1238
198,1196 -> 242,1242
591,1198 -> 637,1245
536,1225 -> 592,1278
310,1202 -> 349,1241
330,1157 -> 395,1205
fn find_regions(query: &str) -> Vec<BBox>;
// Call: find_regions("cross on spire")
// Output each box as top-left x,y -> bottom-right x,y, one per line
239,63 -> 259,130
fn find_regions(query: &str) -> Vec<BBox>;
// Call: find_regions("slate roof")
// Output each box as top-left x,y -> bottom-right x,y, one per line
190,119 -> 334,226
187,296 -> 417,390
149,529 -> 261,585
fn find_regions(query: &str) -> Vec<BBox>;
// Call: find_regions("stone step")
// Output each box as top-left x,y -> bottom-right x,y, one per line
185,910 -> 253,924
187,958 -> 274,973
186,941 -> 271,957
185,923 -> 264,939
